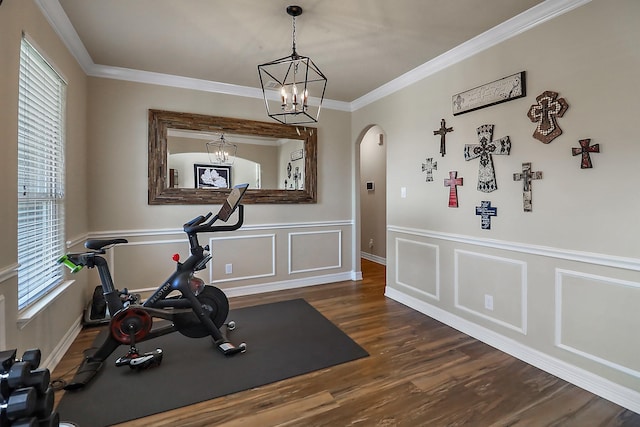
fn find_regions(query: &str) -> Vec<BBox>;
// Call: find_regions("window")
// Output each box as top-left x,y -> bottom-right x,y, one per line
17,35 -> 67,310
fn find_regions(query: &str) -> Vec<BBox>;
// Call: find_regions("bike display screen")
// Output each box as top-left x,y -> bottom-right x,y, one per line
218,183 -> 249,221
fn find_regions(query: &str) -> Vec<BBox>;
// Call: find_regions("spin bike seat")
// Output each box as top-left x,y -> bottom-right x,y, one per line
85,238 -> 128,251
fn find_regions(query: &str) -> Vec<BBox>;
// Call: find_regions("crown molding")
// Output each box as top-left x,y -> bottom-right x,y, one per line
36,0 -> 590,114
350,0 -> 592,111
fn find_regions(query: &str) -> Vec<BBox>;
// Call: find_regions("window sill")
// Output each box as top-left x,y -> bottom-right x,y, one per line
17,280 -> 75,329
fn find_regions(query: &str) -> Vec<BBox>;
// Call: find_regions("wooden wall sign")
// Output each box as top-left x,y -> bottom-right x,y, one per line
464,124 -> 511,193
444,171 -> 463,207
475,201 -> 498,229
527,90 -> 568,144
433,119 -> 453,156
422,158 -> 437,182
513,162 -> 543,212
452,71 -> 526,116
572,138 -> 600,168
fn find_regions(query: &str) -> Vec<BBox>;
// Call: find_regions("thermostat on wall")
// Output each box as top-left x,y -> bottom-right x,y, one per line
366,181 -> 375,191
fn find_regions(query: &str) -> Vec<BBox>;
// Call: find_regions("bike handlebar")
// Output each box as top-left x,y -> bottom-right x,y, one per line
184,212 -> 213,228
183,205 -> 244,235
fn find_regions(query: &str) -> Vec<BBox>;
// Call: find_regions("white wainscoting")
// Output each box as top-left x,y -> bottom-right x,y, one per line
288,230 -> 342,274
454,249 -> 527,335
209,234 -> 276,284
555,268 -> 640,379
386,225 -> 640,414
394,238 -> 439,301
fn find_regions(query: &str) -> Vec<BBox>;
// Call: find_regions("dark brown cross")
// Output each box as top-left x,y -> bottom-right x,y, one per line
444,171 -> 463,208
572,138 -> 600,169
527,91 -> 569,144
433,119 -> 454,157
513,162 -> 542,212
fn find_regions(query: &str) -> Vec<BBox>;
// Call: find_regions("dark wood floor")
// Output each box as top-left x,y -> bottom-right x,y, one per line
52,259 -> 639,426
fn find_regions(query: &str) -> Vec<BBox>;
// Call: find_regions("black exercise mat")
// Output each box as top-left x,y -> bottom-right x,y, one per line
56,298 -> 368,426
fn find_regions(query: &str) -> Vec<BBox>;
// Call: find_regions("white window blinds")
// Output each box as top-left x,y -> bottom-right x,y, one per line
17,36 -> 67,310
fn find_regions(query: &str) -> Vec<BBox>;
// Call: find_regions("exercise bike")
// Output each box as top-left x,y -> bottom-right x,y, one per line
59,183 -> 250,390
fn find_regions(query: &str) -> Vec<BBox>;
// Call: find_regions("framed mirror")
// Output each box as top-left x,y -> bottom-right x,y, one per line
148,110 -> 317,204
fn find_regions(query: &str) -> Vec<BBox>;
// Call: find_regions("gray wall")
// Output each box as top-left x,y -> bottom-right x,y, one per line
352,0 -> 640,412
85,78 -> 354,297
0,0 -> 90,366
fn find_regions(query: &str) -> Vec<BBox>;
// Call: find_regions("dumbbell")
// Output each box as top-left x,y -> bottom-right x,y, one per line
0,387 -> 36,421
1,363 -> 50,395
0,349 -> 40,373
1,387 -> 55,426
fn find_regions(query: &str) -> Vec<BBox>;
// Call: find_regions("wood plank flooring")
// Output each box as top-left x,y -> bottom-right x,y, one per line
51,259 -> 640,426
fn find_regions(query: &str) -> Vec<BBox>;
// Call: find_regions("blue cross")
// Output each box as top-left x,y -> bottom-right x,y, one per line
475,201 -> 497,230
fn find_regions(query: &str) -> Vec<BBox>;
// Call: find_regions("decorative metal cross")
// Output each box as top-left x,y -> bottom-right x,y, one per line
433,118 -> 454,157
572,138 -> 600,169
527,91 -> 569,144
421,158 -> 437,182
293,166 -> 302,189
444,171 -> 463,207
475,201 -> 497,230
464,124 -> 511,193
513,162 -> 543,212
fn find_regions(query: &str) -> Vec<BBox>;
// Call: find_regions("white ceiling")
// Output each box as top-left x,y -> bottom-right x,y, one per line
37,0 -> 587,109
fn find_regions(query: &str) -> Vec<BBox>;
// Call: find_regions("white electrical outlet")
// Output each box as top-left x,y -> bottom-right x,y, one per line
369,238 -> 374,249
225,263 -> 233,274
484,294 -> 494,311
401,187 -> 407,198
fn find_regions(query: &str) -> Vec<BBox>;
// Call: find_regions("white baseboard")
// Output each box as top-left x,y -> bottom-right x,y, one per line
42,315 -> 83,372
223,271 -> 355,298
361,252 -> 386,265
385,286 -> 640,415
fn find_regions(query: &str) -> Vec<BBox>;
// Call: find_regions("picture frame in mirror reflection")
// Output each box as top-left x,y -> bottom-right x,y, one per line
194,164 -> 231,189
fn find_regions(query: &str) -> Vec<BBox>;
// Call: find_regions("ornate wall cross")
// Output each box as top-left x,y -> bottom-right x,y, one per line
421,158 -> 437,182
513,162 -> 543,212
475,201 -> 497,230
572,138 -> 600,168
464,124 -> 511,193
527,90 -> 569,144
444,171 -> 463,207
433,119 -> 454,156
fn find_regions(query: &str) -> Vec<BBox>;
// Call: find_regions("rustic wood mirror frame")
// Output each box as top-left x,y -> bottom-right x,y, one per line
148,109 -> 317,204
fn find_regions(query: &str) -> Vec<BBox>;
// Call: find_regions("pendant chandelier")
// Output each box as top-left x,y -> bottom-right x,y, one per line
206,134 -> 237,165
258,5 -> 327,125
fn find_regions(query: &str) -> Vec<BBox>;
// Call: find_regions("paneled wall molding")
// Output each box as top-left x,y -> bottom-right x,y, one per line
0,262 -> 19,283
209,234 -> 276,284
288,230 -> 342,274
88,220 -> 353,240
395,238 -> 440,301
454,250 -> 527,334
388,225 -> 640,272
555,268 -> 640,379
385,287 -> 640,415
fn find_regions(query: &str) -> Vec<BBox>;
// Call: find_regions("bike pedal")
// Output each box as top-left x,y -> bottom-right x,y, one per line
115,349 -> 163,370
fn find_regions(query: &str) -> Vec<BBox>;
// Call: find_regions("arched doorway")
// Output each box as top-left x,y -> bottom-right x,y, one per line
357,125 -> 387,269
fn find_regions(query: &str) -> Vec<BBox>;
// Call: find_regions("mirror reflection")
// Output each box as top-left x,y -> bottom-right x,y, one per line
148,110 -> 317,205
167,130 -> 305,190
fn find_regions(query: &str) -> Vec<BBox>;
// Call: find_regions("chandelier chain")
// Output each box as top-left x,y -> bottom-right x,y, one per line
291,15 -> 297,55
